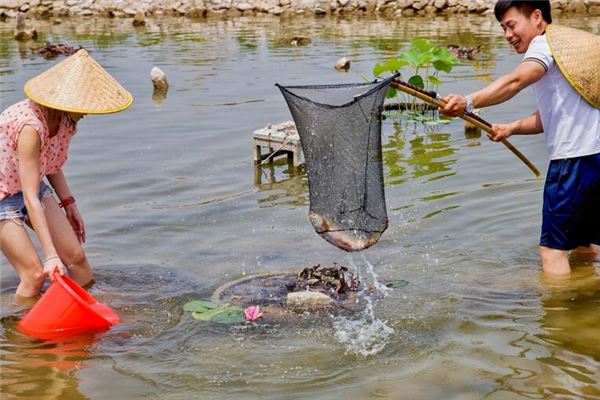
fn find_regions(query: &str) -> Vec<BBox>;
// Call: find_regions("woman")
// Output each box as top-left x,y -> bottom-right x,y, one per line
0,49 -> 132,298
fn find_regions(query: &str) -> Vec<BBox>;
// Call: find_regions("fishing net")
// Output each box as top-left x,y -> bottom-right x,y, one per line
277,76 -> 395,251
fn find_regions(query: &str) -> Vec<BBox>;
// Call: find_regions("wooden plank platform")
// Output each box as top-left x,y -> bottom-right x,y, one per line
253,121 -> 302,166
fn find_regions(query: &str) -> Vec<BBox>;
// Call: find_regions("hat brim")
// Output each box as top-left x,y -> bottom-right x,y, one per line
547,24 -> 600,110
23,49 -> 134,114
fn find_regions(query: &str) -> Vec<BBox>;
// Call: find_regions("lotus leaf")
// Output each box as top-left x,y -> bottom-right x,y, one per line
183,300 -> 220,313
210,307 -> 245,324
191,304 -> 232,321
184,300 -> 246,324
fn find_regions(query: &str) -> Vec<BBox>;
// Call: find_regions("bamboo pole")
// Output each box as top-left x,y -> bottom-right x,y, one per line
390,80 -> 541,177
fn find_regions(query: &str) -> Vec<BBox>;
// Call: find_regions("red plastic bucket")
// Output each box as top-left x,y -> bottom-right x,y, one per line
18,273 -> 119,339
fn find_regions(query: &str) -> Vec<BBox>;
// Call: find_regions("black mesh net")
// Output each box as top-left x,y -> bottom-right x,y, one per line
277,77 -> 394,251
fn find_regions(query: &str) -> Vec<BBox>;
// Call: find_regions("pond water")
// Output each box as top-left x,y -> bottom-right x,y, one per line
1,14 -> 599,400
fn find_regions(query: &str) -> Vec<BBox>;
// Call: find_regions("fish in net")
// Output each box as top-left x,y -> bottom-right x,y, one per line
277,76 -> 395,251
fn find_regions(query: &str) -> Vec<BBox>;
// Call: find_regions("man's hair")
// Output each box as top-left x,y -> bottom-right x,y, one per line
494,0 -> 552,24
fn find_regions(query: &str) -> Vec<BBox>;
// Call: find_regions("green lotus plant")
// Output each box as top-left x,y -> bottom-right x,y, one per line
373,38 -> 457,123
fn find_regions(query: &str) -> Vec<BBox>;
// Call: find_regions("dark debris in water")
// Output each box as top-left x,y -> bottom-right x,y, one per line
31,42 -> 82,59
289,263 -> 360,299
274,36 -> 312,47
446,44 -> 481,60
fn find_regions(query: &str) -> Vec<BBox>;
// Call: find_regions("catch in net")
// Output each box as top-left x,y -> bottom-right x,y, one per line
277,76 -> 395,251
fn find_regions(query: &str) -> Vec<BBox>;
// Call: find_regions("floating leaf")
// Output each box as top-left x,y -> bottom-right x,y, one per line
210,307 -> 245,324
191,304 -> 231,321
386,280 -> 409,289
184,300 -> 247,324
183,300 -> 220,313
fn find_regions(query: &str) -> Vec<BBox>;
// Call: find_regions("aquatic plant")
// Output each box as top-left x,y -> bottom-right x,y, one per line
244,305 -> 263,321
373,38 -> 457,124
183,300 -> 245,324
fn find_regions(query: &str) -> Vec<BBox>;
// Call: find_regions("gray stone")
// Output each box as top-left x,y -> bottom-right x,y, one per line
335,56 -> 350,70
1,0 -> 25,8
151,66 -> 169,91
236,2 -> 253,10
286,291 -> 333,310
412,0 -> 428,9
395,0 -> 412,8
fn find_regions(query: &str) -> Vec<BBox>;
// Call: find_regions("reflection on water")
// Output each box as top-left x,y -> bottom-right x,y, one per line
0,326 -> 91,400
540,268 -> 600,362
1,13 -> 600,400
255,161 -> 308,207
383,123 -> 457,185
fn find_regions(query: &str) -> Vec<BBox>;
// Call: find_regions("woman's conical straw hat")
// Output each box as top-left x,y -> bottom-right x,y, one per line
24,49 -> 133,114
547,24 -> 600,109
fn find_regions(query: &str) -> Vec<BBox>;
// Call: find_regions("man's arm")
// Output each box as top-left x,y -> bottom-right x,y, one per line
490,110 -> 543,142
440,61 -> 547,116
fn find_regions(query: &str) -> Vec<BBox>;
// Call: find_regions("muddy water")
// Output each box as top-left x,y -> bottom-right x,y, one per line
1,14 -> 599,399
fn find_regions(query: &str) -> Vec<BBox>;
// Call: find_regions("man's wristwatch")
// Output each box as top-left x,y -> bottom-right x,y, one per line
464,95 -> 474,114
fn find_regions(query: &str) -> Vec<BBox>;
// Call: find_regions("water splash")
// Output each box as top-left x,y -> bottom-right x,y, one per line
331,255 -> 394,357
332,296 -> 394,357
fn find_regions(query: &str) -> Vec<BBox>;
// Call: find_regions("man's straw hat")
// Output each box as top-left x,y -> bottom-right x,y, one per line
547,24 -> 600,109
24,49 -> 133,114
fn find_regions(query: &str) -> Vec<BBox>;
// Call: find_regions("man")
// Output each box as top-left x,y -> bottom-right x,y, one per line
439,0 -> 600,276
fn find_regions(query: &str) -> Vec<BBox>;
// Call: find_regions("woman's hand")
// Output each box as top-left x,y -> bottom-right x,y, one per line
65,204 -> 86,243
43,256 -> 67,280
490,123 -> 516,142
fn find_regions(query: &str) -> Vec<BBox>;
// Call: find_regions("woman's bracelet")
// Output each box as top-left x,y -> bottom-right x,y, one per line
45,255 -> 60,262
59,196 -> 75,208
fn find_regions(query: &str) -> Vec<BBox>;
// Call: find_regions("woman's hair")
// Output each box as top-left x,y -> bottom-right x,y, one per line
494,0 -> 552,24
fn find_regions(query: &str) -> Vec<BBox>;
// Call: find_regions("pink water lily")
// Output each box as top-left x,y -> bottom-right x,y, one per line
244,305 -> 262,322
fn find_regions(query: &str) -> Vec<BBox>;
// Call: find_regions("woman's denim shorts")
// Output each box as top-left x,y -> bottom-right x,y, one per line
0,182 -> 54,221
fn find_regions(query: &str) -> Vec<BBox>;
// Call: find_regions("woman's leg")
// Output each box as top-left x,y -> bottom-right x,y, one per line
0,219 -> 45,297
42,197 -> 93,286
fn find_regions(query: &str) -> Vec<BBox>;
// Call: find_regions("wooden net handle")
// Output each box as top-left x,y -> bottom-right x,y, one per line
389,80 -> 541,177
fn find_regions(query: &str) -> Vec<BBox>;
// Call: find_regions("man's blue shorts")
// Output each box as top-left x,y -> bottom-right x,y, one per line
541,152 -> 600,250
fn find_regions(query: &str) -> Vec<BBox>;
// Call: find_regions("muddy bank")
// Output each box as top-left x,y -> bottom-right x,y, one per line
1,0 -> 599,19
